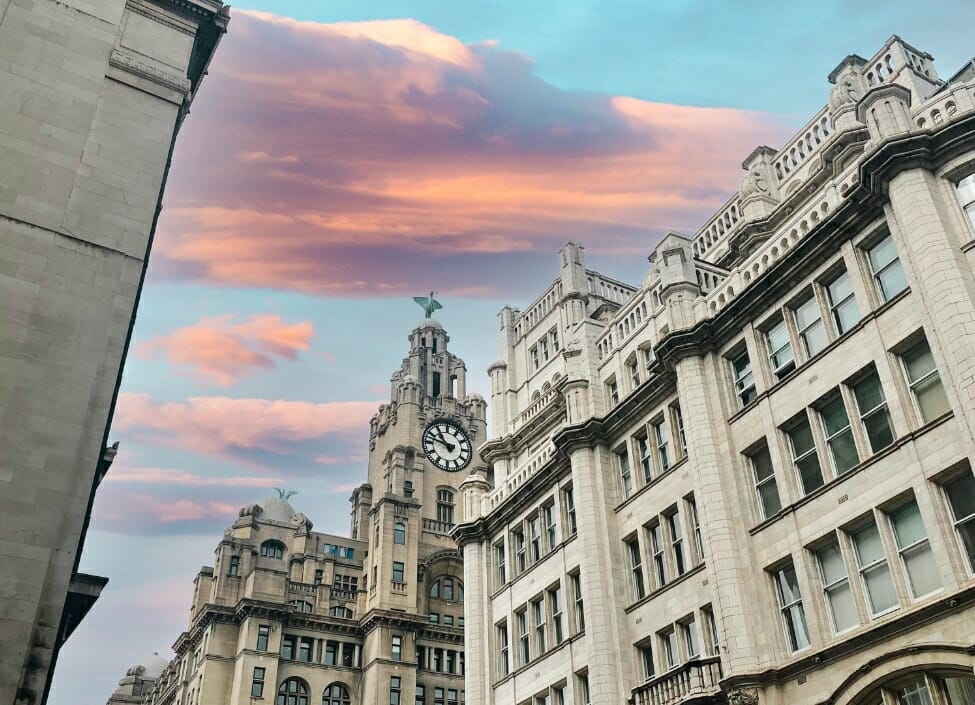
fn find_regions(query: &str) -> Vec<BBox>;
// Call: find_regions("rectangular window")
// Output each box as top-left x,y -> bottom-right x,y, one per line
638,643 -> 655,680
607,380 -> 620,406
229,554 -> 240,576
540,337 -> 549,361
549,585 -> 564,644
256,624 -> 269,651
795,294 -> 828,358
390,676 -> 402,705
579,674 -> 591,705
518,609 -> 530,665
251,667 -> 265,698
415,686 -> 424,705
902,338 -> 950,422
495,541 -> 507,588
853,371 -> 894,453
672,404 -> 687,458
750,445 -> 782,518
788,416 -> 824,494
628,359 -> 640,389
816,541 -> 857,633
687,496 -> 703,564
617,444 -> 633,499
702,606 -> 720,655
544,503 -> 558,549
392,561 -> 405,583
667,510 -> 686,576
529,516 -> 542,562
514,529 -> 527,573
774,563 -> 811,651
446,651 -> 456,674
731,350 -> 757,406
564,488 -> 577,537
660,629 -> 678,669
643,346 -> 655,370
281,634 -> 296,660
653,419 -> 671,472
648,522 -> 667,588
298,636 -> 312,662
325,641 -> 337,665
637,433 -> 653,484
826,270 -> 861,335
571,572 -> 585,633
957,173 -> 975,233
868,234 -> 908,302
497,621 -> 510,677
551,329 -> 560,352
766,319 -> 796,380
819,394 -> 859,475
434,689 -> 444,705
392,635 -> 402,661
852,522 -> 898,616
890,500 -> 941,598
443,615 -> 453,626
626,537 -> 646,601
943,472 -> 975,572
532,598 -> 546,655
531,347 -> 539,370
682,618 -> 700,659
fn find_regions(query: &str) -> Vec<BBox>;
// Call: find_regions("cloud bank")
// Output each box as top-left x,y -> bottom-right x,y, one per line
158,11 -> 789,297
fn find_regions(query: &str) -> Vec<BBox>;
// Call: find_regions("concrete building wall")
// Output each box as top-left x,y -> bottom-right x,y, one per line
0,1 -> 227,703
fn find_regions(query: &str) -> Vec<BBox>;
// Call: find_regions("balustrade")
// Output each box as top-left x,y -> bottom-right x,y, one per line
630,657 -> 722,705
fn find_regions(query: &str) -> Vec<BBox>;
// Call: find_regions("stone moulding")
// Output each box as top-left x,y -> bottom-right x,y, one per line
108,47 -> 192,95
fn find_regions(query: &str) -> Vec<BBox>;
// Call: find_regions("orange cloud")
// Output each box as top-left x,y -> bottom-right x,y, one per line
135,314 -> 314,386
113,393 -> 380,457
106,467 -> 283,487
157,11 -> 791,297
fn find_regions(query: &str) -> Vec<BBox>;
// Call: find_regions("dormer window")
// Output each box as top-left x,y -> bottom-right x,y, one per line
260,540 -> 285,559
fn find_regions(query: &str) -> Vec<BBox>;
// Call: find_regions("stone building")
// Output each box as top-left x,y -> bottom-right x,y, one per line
456,37 -> 975,705
140,320 -> 487,705
107,655 -> 170,705
0,1 -> 227,703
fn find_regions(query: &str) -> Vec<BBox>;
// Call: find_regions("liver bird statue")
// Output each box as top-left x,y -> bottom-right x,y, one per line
274,487 -> 298,501
413,291 -> 443,318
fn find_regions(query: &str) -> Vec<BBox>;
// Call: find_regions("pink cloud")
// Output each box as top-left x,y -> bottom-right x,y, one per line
106,467 -> 283,488
96,491 -> 239,525
113,393 -> 379,457
135,314 -> 314,386
156,11 -> 792,297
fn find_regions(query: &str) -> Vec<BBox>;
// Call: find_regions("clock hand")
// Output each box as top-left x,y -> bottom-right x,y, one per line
432,430 -> 456,453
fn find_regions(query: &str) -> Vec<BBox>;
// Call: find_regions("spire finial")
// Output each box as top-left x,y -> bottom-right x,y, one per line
413,291 -> 443,318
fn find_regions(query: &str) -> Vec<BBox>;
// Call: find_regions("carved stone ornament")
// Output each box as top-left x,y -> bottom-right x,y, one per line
292,512 -> 313,534
829,65 -> 866,112
239,503 -> 263,518
728,687 -> 760,705
739,166 -> 769,198
126,665 -> 146,677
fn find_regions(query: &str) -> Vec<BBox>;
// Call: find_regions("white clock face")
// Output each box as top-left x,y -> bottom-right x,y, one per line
422,420 -> 473,472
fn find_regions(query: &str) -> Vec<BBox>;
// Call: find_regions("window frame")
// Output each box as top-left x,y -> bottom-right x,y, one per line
900,337 -> 950,423
866,233 -> 908,303
764,317 -> 797,381
730,348 -> 757,407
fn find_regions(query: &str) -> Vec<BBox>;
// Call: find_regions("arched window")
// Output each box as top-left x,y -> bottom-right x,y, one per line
323,683 -> 351,705
328,606 -> 353,619
277,678 -> 309,705
428,576 -> 463,602
437,489 -> 454,524
288,600 -> 312,613
260,540 -> 285,558
852,670 -> 975,705
394,521 -> 406,545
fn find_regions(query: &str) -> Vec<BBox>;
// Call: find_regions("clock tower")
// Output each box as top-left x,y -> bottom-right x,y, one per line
350,311 -> 487,704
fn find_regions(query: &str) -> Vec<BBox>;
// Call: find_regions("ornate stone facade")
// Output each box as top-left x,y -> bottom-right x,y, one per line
137,321 -> 487,705
0,1 -> 227,704
456,36 -> 975,705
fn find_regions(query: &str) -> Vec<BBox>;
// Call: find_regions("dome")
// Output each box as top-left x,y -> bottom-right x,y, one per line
140,653 -> 170,679
466,392 -> 485,402
402,374 -> 418,384
415,318 -> 443,330
259,494 -> 297,524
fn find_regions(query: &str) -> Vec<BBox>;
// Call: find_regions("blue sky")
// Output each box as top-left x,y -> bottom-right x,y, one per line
49,3 -> 973,703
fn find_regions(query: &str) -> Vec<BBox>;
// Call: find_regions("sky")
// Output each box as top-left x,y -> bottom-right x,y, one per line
49,3 -> 973,703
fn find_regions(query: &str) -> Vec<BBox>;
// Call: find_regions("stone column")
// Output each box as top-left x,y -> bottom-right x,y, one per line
568,444 -> 634,703
456,471 -> 491,703
673,353 -> 761,674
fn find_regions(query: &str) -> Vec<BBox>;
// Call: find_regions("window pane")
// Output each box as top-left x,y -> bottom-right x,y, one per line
868,235 -> 899,272
785,604 -> 811,649
855,523 -> 886,564
877,263 -> 908,300
897,678 -> 933,705
834,297 -> 861,334
827,580 -> 858,632
904,341 -> 936,381
891,502 -> 926,547
818,543 -> 846,584
829,430 -> 859,474
821,397 -> 850,436
853,374 -> 885,412
797,455 -> 825,493
758,479 -> 782,517
863,564 -> 898,613
753,447 -> 775,481
915,375 -> 950,421
903,544 -> 941,597
945,473 -> 975,520
945,676 -> 975,705
863,410 -> 895,451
